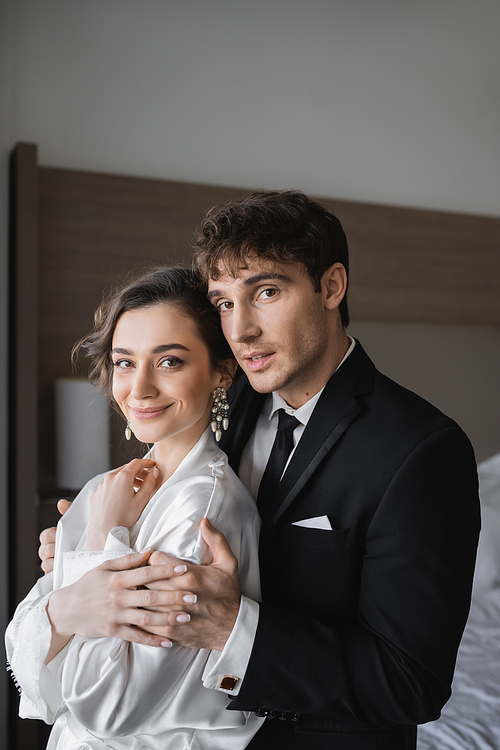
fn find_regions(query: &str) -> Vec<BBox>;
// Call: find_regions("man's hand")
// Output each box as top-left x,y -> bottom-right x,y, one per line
144,519 -> 241,652
39,498 -> 72,574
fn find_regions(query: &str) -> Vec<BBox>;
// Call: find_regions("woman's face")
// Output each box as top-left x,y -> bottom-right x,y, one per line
111,303 -> 226,450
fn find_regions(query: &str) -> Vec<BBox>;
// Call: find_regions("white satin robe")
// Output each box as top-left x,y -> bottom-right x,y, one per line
5,428 -> 263,750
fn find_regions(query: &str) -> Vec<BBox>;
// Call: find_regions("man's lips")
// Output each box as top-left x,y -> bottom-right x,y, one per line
129,405 -> 172,420
240,352 -> 275,372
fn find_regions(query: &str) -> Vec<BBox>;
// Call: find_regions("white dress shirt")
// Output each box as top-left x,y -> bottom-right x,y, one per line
211,337 -> 356,695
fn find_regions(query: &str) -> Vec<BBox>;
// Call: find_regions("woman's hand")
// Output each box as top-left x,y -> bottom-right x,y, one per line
85,459 -> 160,550
44,549 -> 195,662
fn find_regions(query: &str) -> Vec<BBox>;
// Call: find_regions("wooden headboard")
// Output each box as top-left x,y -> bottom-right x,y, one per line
8,140 -> 500,747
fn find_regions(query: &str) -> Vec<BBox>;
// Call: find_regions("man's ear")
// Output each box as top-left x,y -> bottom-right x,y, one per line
215,358 -> 238,392
322,263 -> 348,311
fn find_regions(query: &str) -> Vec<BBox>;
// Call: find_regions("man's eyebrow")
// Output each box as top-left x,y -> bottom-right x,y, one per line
207,272 -> 292,301
111,344 -> 190,355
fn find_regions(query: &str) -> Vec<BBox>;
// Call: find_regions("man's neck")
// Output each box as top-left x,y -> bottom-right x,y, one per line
277,332 -> 352,409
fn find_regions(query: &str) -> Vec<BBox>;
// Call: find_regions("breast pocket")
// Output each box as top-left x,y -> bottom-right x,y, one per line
281,523 -> 349,551
267,524 -> 352,618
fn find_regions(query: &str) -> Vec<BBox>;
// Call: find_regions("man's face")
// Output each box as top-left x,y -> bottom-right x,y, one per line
207,260 -> 333,408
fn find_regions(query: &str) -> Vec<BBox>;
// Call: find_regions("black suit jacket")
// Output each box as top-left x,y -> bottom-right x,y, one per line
220,341 -> 480,747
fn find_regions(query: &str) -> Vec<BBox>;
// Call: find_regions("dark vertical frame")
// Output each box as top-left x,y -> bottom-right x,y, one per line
8,142 -> 39,750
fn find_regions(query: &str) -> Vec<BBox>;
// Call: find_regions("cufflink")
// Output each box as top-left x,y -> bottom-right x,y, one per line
219,675 -> 238,691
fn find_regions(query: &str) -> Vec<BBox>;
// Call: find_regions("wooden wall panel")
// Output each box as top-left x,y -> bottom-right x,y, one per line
321,198 -> 500,325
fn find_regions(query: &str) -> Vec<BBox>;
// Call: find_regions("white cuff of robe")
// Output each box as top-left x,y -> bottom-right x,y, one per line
202,596 -> 260,696
16,594 -> 64,722
61,528 -> 132,588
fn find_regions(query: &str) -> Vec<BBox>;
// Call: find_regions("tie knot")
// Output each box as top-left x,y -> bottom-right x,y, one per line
277,409 -> 301,434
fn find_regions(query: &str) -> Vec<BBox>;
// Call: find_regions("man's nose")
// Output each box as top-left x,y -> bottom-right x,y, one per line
229,306 -> 261,343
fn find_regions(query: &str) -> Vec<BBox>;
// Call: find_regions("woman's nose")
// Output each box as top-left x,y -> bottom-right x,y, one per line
130,365 -> 158,400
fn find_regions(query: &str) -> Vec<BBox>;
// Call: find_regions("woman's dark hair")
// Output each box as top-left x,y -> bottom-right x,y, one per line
73,265 -> 234,397
193,190 -> 350,327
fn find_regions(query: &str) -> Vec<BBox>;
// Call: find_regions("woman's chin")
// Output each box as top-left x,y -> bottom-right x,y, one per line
130,427 -> 158,445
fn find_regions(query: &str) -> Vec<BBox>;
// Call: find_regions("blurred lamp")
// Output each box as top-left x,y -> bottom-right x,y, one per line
55,377 -> 111,490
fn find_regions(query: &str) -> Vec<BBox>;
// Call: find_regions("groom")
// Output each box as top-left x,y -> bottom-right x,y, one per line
40,191 -> 480,749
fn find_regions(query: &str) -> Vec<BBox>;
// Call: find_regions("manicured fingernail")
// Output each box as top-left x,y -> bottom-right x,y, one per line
174,564 -> 187,573
176,613 -> 191,623
161,640 -> 172,648
153,468 -> 159,478
140,547 -> 151,553
183,594 -> 197,604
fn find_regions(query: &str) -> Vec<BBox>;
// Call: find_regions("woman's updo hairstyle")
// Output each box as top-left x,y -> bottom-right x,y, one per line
73,265 -> 234,398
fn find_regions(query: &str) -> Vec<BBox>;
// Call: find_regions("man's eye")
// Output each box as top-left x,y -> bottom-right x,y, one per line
218,301 -> 233,312
261,288 -> 277,299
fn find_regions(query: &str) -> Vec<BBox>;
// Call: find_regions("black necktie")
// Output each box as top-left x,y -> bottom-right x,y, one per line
257,409 -> 301,520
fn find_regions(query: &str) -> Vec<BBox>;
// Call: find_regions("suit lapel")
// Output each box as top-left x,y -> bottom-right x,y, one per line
273,381 -> 361,522
259,342 -> 376,551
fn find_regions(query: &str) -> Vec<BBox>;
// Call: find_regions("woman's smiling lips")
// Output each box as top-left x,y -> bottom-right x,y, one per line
129,405 -> 172,420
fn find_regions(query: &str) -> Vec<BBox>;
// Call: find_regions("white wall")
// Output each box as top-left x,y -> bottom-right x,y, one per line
10,0 -> 500,217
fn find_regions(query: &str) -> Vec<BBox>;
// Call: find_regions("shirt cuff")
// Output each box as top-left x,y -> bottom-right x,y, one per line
202,596 -> 260,696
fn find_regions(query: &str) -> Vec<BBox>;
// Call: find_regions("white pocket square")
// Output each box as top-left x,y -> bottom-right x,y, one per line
291,515 -> 332,530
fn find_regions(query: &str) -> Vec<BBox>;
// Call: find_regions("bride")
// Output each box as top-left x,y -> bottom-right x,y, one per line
6,266 -> 263,750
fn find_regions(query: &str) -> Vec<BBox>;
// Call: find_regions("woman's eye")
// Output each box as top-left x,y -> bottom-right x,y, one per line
218,300 -> 233,312
160,357 -> 182,368
113,359 -> 133,369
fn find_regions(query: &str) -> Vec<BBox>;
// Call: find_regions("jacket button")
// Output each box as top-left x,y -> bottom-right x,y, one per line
278,711 -> 289,720
291,713 -> 301,722
267,710 -> 278,719
254,709 -> 267,717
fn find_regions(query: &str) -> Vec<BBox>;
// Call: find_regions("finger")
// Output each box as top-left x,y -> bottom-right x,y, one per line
110,623 -> 170,648
125,607 -> 192,632
39,526 -> 57,545
121,586 -> 196,610
135,466 -> 159,499
121,458 -> 156,475
39,542 -> 55,563
90,552 -> 187,591
149,549 -> 185,567
57,499 -> 72,516
41,557 -> 54,575
107,463 -> 128,477
97,549 -> 153,573
200,518 -> 237,567
117,561 -> 190,590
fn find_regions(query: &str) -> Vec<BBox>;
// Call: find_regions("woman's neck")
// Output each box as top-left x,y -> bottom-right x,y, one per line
151,424 -> 207,485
